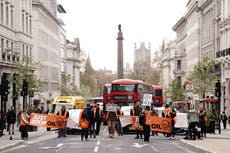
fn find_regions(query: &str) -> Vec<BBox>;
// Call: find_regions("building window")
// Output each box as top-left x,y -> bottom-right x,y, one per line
177,76 -> 182,87
22,44 -> 25,56
22,13 -> 24,32
26,15 -> 28,33
10,8 -> 13,28
6,5 -> 8,26
29,17 -> 32,35
177,60 -> 181,69
1,3 -> 3,24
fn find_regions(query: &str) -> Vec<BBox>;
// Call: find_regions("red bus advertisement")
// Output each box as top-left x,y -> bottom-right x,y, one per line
102,83 -> 111,125
152,85 -> 164,107
110,79 -> 153,107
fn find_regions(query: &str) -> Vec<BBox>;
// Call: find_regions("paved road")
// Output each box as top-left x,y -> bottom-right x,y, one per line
0,127 -> 202,153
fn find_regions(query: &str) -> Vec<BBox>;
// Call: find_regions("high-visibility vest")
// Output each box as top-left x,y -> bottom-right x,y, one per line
20,113 -> 28,126
144,110 -> 151,124
163,108 -> 170,117
58,109 -> 68,122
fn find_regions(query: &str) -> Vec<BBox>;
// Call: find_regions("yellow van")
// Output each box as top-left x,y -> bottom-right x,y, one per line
50,96 -> 85,114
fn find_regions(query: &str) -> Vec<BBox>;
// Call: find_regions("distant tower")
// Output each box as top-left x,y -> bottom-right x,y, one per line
117,24 -> 124,79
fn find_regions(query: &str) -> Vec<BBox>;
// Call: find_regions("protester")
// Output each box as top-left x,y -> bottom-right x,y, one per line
162,104 -> 171,137
143,105 -> 151,142
116,106 -> 124,136
56,105 -> 69,138
221,111 -> 228,129
185,110 -> 200,140
151,107 -> 158,136
79,106 -> 90,141
106,110 -> 117,138
7,106 -> 16,140
169,107 -> 176,140
89,105 -> 96,139
130,102 -> 143,139
198,108 -> 207,137
209,109 -> 217,134
19,109 -> 29,140
94,104 -> 102,135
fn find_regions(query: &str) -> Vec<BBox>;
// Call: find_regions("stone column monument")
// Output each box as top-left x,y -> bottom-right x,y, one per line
117,24 -> 124,79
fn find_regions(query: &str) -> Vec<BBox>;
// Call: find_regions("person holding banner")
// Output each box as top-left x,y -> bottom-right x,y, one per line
106,110 -> 118,138
57,105 -> 69,138
169,107 -> 177,140
19,109 -> 29,140
130,102 -> 143,139
143,105 -> 151,142
116,106 -> 124,136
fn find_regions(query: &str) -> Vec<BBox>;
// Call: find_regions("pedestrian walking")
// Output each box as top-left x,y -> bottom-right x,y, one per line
94,104 -> 102,135
116,106 -> 124,136
79,107 -> 90,141
221,111 -> 228,129
7,106 -> 16,140
56,105 -> 69,138
19,109 -> 29,140
130,102 -> 143,139
106,110 -> 117,138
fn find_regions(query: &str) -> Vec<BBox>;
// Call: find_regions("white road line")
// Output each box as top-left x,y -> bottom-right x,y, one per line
94,146 -> 99,152
56,143 -> 64,148
96,141 -> 100,145
151,145 -> 159,152
0,145 -> 27,153
103,127 -> 108,131
55,146 -> 64,152
171,142 -> 196,153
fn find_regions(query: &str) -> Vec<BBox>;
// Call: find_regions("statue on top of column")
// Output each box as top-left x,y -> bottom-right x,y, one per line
118,24 -> 121,32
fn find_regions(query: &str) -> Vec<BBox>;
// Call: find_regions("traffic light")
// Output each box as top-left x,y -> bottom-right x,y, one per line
22,79 -> 28,96
1,76 -> 10,96
215,80 -> 221,98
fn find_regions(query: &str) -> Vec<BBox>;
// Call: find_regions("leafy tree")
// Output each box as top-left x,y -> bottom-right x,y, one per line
166,78 -> 185,103
11,55 -> 43,107
186,57 -> 216,98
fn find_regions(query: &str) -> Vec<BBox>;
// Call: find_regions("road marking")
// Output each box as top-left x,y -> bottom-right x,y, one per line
171,142 -> 195,153
130,143 -> 148,148
0,145 -> 27,153
55,146 -> 64,152
96,141 -> 100,145
103,126 -> 108,131
151,145 -> 159,152
57,143 -> 64,148
94,146 -> 99,152
93,140 -> 100,152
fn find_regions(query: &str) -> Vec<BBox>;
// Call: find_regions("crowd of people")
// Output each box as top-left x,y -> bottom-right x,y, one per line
1,101 -> 229,142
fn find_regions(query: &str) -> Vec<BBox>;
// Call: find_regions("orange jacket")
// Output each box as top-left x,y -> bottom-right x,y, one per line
20,113 -> 29,126
58,109 -> 68,122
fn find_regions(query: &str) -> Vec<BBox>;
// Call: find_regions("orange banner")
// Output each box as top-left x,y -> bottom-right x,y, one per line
29,113 -> 65,128
131,116 -> 172,133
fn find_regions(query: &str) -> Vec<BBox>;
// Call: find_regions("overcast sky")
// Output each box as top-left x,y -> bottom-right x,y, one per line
57,0 -> 188,72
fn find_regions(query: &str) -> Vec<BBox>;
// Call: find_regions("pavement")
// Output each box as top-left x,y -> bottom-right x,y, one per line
0,126 -> 55,152
1,125 -> 230,153
181,126 -> 230,153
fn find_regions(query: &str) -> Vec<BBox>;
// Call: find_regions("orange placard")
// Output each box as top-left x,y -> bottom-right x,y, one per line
149,116 -> 172,133
131,116 -> 172,133
131,116 -> 143,130
29,113 -> 65,128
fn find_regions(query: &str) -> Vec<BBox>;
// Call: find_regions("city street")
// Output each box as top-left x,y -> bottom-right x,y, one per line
0,125 -> 201,153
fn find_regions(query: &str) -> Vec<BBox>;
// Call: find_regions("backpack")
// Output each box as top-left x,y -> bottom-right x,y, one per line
139,111 -> 145,126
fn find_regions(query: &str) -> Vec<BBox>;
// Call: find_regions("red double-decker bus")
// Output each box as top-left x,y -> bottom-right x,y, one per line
109,79 -> 153,107
152,85 -> 164,107
102,83 -> 111,125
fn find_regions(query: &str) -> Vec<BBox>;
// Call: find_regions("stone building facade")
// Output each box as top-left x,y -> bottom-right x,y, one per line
0,0 -> 33,113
